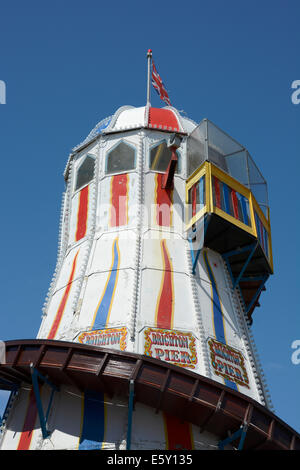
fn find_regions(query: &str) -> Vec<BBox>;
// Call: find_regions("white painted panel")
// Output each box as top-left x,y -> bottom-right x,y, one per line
77,269 -> 134,332
38,278 -> 82,340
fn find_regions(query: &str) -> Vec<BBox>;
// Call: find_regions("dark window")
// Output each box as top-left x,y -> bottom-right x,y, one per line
150,141 -> 181,173
106,141 -> 136,175
75,155 -> 95,191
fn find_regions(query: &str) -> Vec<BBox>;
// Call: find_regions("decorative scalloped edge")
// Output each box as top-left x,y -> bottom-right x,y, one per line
0,390 -> 18,444
222,259 -> 274,412
72,115 -> 114,153
39,158 -> 74,329
104,105 -> 135,133
186,242 -> 211,378
162,105 -> 188,133
129,132 -> 144,343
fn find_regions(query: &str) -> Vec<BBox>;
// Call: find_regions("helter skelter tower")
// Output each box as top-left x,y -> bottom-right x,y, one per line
0,55 -> 300,451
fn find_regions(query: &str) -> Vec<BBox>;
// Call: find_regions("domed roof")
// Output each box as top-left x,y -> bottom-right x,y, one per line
73,105 -> 197,151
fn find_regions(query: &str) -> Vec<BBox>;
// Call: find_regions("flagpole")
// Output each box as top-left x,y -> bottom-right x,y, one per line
147,49 -> 152,105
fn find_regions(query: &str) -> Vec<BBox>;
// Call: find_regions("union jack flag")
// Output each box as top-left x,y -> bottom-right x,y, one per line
151,59 -> 171,106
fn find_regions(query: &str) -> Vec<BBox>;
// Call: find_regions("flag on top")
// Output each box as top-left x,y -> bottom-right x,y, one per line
151,58 -> 171,106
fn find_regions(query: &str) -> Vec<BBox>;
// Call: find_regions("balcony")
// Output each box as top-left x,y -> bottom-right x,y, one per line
186,120 -> 273,322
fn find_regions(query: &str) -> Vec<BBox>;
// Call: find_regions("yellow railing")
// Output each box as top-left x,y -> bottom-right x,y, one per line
186,162 -> 273,271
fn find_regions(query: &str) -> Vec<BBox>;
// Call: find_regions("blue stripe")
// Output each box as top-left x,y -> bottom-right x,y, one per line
198,176 -> 205,207
238,193 -> 249,225
93,240 -> 119,329
222,183 -> 231,215
204,251 -> 238,391
79,390 -> 105,450
203,251 -> 226,343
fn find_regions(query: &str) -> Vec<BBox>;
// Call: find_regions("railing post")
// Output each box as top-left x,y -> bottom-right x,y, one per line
126,379 -> 135,450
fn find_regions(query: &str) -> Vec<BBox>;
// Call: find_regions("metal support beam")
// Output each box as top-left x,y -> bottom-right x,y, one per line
188,215 -> 209,275
232,243 -> 258,289
223,243 -> 257,260
30,364 -> 59,440
218,423 -> 248,450
246,275 -> 268,314
126,379 -> 135,450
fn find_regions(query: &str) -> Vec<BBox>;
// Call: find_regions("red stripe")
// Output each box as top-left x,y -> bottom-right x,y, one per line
155,174 -> 172,227
17,388 -> 38,450
164,412 -> 193,450
156,241 -> 173,329
214,177 -> 221,209
75,186 -> 89,241
149,108 -> 178,131
110,174 -> 128,227
231,189 -> 239,219
47,251 -> 79,339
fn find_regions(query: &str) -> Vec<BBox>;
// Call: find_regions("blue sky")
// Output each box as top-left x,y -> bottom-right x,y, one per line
0,0 -> 299,434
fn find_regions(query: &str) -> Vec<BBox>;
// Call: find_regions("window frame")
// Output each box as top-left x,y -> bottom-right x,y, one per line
74,153 -> 96,194
105,139 -> 137,176
149,139 -> 181,174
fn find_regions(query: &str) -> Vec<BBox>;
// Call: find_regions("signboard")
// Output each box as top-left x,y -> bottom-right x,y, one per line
208,338 -> 250,388
78,327 -> 127,351
144,328 -> 197,369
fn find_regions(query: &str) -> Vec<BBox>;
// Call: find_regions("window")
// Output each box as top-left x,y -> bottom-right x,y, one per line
150,141 -> 181,173
106,141 -> 136,175
75,155 -> 95,191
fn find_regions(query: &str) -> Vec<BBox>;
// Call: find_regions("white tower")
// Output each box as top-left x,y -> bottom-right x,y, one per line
0,104 -> 299,450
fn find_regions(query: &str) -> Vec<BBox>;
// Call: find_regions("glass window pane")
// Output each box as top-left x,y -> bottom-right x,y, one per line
188,176 -> 205,221
225,150 -> 249,186
187,121 -> 207,177
106,141 -> 136,175
150,142 -> 181,173
75,155 -> 95,191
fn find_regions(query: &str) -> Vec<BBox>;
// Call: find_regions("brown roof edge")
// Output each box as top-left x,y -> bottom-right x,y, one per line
1,339 -> 299,450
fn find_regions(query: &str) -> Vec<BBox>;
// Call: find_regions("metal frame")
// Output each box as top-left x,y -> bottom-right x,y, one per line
1,340 -> 299,450
185,162 -> 273,272
222,246 -> 269,314
245,274 -> 269,314
218,423 -> 248,450
126,379 -> 135,450
30,363 -> 59,439
188,214 -> 209,274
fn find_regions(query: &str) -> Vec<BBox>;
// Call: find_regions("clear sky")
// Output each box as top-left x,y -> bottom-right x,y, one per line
0,0 -> 299,434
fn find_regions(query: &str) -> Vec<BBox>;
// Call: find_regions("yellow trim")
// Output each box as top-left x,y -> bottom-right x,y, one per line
105,239 -> 120,327
186,161 -> 207,188
252,198 -> 273,272
210,164 -> 251,199
91,237 -> 120,328
154,240 -> 175,329
185,207 -> 206,231
185,161 -> 273,273
213,207 -> 256,236
185,162 -> 208,229
249,192 -> 257,237
252,197 -> 270,232
206,162 -> 213,213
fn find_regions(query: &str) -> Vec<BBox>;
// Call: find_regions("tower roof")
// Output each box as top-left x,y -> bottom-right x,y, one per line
73,105 -> 197,152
